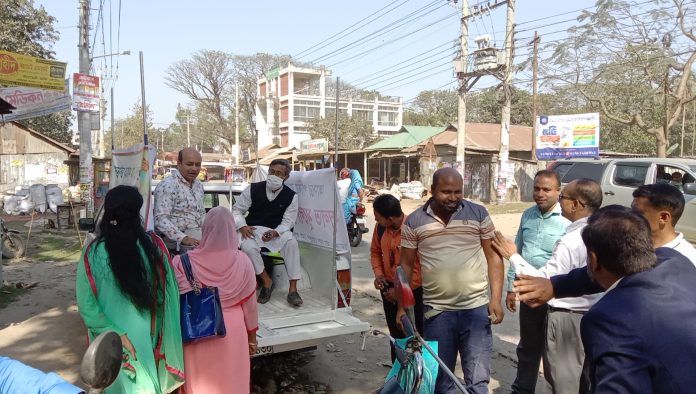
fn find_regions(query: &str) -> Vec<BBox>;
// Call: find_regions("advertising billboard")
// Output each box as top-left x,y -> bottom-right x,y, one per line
536,113 -> 600,160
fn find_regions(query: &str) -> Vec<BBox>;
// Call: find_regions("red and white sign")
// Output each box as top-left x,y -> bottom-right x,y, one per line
72,73 -> 100,113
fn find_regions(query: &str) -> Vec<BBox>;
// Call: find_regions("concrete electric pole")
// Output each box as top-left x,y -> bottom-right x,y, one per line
235,83 -> 240,165
496,0 -> 515,204
78,0 -> 93,216
455,0 -> 470,178
531,31 -> 539,162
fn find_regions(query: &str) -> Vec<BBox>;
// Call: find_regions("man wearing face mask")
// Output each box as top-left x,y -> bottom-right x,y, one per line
233,159 -> 303,307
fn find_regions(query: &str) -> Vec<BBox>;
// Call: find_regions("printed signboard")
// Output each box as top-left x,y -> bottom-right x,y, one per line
72,73 -> 100,113
0,80 -> 71,121
300,138 -> 329,154
536,113 -> 600,160
0,50 -> 67,91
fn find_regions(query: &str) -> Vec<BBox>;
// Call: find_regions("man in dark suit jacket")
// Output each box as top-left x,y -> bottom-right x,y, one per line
579,206 -> 696,393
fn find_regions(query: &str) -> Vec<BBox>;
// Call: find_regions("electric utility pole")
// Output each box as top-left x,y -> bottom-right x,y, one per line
455,0 -> 470,178
454,0 -> 509,191
186,113 -> 191,147
78,0 -> 93,216
496,0 -> 515,204
531,31 -> 539,161
235,83 -> 240,165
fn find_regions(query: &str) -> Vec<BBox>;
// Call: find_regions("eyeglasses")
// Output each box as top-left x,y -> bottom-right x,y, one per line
559,193 -> 586,207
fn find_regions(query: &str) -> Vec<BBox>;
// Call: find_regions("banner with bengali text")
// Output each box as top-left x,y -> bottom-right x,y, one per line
284,168 -> 351,269
110,144 -> 156,231
0,80 -> 71,121
0,50 -> 67,91
536,113 -> 600,160
72,73 -> 100,113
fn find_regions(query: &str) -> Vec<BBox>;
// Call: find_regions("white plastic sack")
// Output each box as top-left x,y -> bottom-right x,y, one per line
46,185 -> 64,213
18,194 -> 34,214
30,184 -> 47,213
3,195 -> 18,215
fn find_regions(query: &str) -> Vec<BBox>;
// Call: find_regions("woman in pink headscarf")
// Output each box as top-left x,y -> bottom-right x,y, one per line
171,206 -> 258,394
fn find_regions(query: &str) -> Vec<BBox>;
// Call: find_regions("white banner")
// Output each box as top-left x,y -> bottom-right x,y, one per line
0,81 -> 71,121
284,168 -> 351,268
110,144 -> 157,231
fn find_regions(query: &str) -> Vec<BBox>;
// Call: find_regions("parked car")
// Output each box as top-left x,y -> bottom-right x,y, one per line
547,157 -> 696,244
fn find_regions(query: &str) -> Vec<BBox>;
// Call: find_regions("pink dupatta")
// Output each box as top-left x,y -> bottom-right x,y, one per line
172,207 -> 256,306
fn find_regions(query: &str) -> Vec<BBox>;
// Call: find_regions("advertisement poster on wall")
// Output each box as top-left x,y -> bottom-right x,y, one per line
536,113 -> 600,160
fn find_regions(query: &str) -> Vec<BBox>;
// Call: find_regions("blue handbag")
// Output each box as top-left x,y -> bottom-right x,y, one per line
179,253 -> 226,343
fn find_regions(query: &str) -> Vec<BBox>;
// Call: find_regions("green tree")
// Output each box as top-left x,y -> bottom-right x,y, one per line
467,87 -> 534,126
307,113 -> 375,150
404,89 -> 457,126
0,0 -> 72,144
111,100 -> 155,151
545,0 -> 696,157
165,51 -> 295,155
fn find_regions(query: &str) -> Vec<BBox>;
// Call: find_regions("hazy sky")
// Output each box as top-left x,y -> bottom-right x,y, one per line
35,0 -> 594,129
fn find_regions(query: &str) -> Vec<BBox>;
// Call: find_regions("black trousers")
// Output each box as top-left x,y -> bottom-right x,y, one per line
381,284 -> 424,362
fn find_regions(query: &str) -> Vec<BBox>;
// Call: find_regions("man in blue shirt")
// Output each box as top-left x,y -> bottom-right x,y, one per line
508,170 -> 570,394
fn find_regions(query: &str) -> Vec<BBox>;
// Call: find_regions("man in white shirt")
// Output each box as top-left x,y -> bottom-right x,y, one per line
492,179 -> 603,394
154,148 -> 205,253
631,183 -> 696,264
512,182 -> 696,309
233,159 -> 303,307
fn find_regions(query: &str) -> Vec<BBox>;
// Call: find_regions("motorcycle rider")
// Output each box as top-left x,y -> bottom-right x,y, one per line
340,168 -> 365,224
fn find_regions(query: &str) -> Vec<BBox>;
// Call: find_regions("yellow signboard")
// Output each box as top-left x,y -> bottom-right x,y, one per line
0,50 -> 67,91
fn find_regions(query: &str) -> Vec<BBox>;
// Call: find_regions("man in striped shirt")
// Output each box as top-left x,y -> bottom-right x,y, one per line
397,168 -> 504,394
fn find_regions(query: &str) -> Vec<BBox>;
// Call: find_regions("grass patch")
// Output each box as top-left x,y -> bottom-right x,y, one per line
0,286 -> 28,309
484,202 -> 534,215
31,236 -> 81,263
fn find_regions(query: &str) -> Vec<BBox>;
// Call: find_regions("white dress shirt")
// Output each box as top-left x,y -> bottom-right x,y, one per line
662,232 -> 696,267
510,216 -> 602,311
232,183 -> 299,235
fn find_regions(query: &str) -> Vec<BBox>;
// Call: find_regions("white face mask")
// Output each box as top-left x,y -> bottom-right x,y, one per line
266,174 -> 284,191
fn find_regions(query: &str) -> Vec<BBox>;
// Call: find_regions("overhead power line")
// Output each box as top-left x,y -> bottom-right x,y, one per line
294,0 -> 407,59
327,9 -> 459,67
308,0 -> 445,64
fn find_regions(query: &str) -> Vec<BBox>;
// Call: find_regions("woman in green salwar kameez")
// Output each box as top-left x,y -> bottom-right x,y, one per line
76,186 -> 185,393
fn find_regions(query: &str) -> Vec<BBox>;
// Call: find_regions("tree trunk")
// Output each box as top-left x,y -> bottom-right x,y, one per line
656,141 -> 667,157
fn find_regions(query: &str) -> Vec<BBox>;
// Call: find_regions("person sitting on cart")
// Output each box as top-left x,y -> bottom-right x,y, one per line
233,159 -> 303,307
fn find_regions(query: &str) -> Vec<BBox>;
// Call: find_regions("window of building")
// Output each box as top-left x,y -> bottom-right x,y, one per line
295,99 -> 320,107
352,103 -> 374,110
353,110 -> 373,121
294,106 -> 320,121
378,111 -> 398,126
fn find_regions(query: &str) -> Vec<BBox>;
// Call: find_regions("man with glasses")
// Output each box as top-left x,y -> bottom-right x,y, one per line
233,159 -> 303,307
505,170 -> 570,394
493,179 -> 603,394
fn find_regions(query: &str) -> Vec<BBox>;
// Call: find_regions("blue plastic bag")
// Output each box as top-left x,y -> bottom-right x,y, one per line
384,337 -> 438,394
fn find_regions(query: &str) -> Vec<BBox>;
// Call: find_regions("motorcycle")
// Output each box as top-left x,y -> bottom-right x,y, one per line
1,219 -> 25,259
348,202 -> 369,247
